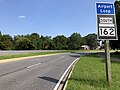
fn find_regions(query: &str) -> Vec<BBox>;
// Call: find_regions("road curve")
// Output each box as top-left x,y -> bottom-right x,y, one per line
0,53 -> 81,90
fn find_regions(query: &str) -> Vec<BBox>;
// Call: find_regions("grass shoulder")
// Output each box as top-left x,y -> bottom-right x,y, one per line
0,50 -> 71,60
0,50 -> 103,60
66,54 -> 120,90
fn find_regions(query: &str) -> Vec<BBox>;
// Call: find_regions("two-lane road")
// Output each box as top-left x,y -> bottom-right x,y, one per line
0,53 -> 82,90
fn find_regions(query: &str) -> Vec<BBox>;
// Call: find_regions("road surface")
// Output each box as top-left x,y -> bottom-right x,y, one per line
0,53 -> 82,90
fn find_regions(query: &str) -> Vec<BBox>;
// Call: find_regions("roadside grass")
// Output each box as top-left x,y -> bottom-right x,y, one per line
0,50 -> 102,60
66,54 -> 120,90
0,49 -> 118,60
0,50 -> 71,60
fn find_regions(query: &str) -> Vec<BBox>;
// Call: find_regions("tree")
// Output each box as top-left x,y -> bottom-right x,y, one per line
41,35 -> 54,50
84,33 -> 98,50
29,33 -> 42,50
53,35 -> 68,50
110,1 -> 120,50
0,31 -> 1,36
14,36 -> 35,50
68,33 -> 82,50
0,34 -> 14,50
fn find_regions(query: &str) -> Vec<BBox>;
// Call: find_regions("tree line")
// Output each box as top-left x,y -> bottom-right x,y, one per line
1,1 -> 120,50
109,1 -> 120,50
0,32 -> 98,50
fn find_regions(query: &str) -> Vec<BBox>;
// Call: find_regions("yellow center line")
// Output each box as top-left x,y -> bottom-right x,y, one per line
0,53 -> 67,64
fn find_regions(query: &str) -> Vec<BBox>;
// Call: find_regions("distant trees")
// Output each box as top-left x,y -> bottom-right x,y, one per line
29,33 -> 41,50
83,34 -> 98,49
14,35 -> 35,50
110,1 -> 120,49
0,31 -> 98,50
41,35 -> 53,50
0,34 -> 14,50
68,33 -> 82,50
53,35 -> 68,50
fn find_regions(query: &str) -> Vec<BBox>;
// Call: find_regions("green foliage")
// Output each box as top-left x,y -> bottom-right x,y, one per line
15,36 -> 35,50
68,33 -> 82,50
0,31 -> 98,50
110,1 -> 120,49
0,50 -> 70,60
53,35 -> 68,50
66,54 -> 120,90
29,33 -> 41,50
0,34 -> 14,50
0,31 -> 1,36
83,34 -> 98,50
41,35 -> 54,50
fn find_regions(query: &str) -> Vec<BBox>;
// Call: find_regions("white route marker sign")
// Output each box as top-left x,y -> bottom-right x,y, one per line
96,2 -> 118,40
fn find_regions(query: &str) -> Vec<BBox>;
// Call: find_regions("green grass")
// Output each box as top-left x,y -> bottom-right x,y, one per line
0,50 -> 103,60
66,54 -> 120,90
0,50 -> 118,60
0,50 -> 71,60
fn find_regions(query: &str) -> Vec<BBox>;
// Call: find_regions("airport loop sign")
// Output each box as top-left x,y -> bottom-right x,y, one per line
96,2 -> 118,40
96,3 -> 114,14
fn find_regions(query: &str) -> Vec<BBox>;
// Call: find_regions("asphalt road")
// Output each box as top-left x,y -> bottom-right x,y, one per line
0,53 -> 82,90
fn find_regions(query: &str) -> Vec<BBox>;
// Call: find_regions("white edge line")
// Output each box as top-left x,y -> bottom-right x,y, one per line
27,63 -> 41,68
53,57 -> 80,90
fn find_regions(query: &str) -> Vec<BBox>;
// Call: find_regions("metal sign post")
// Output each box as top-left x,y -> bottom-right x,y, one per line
96,2 -> 118,85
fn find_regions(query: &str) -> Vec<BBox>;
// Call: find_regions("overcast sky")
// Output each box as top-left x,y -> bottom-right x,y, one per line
0,0 -> 115,37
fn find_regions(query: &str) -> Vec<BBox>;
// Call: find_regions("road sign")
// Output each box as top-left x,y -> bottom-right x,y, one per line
96,3 -> 114,14
96,2 -> 118,40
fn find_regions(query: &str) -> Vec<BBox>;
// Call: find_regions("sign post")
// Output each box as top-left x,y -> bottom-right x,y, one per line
105,40 -> 112,85
96,2 -> 118,85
